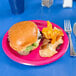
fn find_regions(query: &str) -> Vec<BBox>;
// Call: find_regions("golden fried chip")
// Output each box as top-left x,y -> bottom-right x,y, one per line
42,21 -> 64,44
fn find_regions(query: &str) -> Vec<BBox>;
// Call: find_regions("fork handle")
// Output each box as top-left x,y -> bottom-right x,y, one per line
68,33 -> 76,56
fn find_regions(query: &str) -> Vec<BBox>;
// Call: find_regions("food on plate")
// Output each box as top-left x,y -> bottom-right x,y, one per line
8,21 -> 41,55
42,21 -> 64,44
39,37 -> 63,57
39,21 -> 64,57
8,20 -> 64,57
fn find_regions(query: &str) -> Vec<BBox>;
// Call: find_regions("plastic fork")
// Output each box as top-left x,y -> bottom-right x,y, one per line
64,20 -> 76,56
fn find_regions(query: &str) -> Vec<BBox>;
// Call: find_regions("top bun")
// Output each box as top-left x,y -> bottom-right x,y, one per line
8,21 -> 38,52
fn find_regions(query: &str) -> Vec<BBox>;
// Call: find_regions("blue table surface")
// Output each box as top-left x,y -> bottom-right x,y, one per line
0,0 -> 76,76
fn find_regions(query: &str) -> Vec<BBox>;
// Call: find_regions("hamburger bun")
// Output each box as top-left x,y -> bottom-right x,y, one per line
8,21 -> 38,53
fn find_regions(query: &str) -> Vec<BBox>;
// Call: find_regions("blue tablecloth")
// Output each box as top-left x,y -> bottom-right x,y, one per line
0,0 -> 76,76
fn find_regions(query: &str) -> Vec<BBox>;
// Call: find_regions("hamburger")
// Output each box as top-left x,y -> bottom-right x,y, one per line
8,21 -> 41,55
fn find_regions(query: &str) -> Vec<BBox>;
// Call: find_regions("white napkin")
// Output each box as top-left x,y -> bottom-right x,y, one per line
63,0 -> 73,8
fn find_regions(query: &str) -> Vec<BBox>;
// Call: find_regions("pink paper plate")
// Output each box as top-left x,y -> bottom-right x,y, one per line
2,20 -> 69,66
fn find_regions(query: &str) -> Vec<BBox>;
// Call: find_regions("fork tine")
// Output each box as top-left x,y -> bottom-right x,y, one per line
64,20 -> 72,32
64,20 -> 65,30
64,20 -> 67,31
68,20 -> 72,31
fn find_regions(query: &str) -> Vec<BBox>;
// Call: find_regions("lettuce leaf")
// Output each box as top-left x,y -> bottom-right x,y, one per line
24,46 -> 33,52
24,40 -> 40,52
